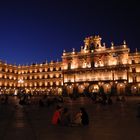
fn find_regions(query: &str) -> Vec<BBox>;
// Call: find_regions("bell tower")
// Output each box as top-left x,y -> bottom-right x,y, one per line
92,35 -> 102,49
83,35 -> 102,51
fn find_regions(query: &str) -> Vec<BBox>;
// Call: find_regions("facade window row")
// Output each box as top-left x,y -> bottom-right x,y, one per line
0,35 -> 140,95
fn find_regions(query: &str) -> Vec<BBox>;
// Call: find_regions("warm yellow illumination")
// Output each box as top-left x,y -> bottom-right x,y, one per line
56,81 -> 59,85
45,82 -> 48,86
50,67 -> 53,71
0,35 -> 139,96
18,79 -> 24,84
50,82 -> 53,86
39,82 -> 42,86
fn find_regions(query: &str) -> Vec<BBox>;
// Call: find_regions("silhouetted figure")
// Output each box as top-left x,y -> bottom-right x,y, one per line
58,96 -> 64,103
39,99 -> 44,107
80,107 -> 89,126
91,92 -> 97,103
19,95 -> 25,105
4,94 -> 8,104
60,107 -> 71,126
108,97 -> 113,105
121,96 -> 126,102
102,94 -> 107,105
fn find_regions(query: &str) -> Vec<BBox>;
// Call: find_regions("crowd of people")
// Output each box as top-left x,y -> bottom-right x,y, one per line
17,93 -> 90,127
88,92 -> 113,105
1,93 -> 140,124
52,105 -> 89,127
39,95 -> 64,107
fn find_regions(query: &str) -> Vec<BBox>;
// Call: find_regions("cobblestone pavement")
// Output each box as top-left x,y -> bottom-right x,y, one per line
0,96 -> 140,140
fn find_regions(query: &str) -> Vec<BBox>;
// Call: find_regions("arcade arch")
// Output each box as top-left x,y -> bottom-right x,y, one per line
103,83 -> 111,94
66,85 -> 73,94
117,83 -> 125,94
89,84 -> 99,93
78,84 -> 85,94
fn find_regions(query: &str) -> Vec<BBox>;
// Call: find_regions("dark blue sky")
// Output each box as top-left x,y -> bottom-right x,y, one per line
0,0 -> 139,64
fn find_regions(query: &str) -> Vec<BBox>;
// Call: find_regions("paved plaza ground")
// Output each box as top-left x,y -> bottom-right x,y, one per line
0,96 -> 140,140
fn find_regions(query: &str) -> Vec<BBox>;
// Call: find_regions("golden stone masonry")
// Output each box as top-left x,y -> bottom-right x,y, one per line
0,35 -> 140,95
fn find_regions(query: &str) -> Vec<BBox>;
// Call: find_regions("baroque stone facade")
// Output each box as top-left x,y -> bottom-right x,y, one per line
0,35 -> 140,95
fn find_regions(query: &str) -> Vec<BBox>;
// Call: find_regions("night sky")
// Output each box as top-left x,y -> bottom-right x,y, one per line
0,0 -> 139,65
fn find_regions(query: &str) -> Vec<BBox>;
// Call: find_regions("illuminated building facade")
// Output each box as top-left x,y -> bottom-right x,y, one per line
0,61 -> 63,95
0,35 -> 140,95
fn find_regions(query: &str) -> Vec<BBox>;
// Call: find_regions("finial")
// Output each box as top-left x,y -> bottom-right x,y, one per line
111,42 -> 114,49
51,60 -> 53,63
111,42 -> 114,46
63,49 -> 66,55
72,48 -> 75,52
136,48 -> 138,53
103,42 -> 105,47
123,40 -> 126,45
57,58 -> 59,62
45,60 -> 48,64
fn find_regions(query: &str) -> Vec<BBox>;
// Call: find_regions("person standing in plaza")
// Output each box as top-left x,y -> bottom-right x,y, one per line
80,107 -> 89,126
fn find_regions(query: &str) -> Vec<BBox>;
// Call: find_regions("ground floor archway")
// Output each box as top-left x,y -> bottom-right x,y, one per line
131,84 -> 139,94
89,84 -> 99,93
103,83 -> 112,94
78,84 -> 85,94
117,83 -> 125,95
66,85 -> 74,94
